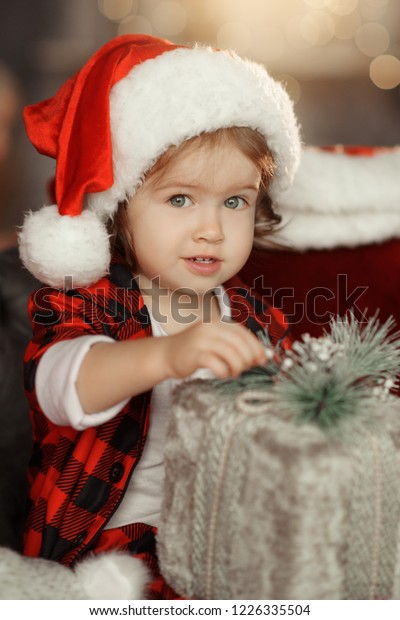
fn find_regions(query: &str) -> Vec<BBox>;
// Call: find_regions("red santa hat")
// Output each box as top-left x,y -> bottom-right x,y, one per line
19,34 -> 301,288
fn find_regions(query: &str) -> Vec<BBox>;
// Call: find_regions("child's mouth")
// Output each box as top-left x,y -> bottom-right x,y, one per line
184,256 -> 221,275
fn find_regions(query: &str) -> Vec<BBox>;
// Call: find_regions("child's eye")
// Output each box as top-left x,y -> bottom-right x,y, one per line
224,196 -> 247,210
169,195 -> 193,208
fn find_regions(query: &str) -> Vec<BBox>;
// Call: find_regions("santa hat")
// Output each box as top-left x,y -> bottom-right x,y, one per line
275,145 -> 400,249
19,34 -> 301,288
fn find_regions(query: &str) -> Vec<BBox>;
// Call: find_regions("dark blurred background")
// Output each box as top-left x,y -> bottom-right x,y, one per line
0,0 -> 399,234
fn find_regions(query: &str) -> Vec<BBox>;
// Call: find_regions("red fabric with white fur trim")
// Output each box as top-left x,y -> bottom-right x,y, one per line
241,145 -> 400,340
23,35 -> 179,218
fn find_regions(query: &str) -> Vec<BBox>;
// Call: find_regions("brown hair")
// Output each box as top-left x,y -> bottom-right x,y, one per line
109,126 -> 280,271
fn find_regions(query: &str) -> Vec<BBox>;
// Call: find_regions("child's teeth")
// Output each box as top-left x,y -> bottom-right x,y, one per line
194,258 -> 214,263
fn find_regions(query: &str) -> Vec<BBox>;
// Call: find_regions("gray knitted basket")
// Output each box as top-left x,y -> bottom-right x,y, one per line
157,379 -> 400,600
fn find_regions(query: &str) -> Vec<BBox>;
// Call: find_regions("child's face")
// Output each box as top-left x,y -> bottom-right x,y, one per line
126,140 -> 261,298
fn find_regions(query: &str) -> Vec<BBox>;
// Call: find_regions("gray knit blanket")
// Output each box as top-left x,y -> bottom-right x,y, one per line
157,380 -> 400,599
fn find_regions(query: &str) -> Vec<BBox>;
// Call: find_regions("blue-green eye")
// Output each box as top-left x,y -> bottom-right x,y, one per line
169,195 -> 193,208
224,196 -> 247,210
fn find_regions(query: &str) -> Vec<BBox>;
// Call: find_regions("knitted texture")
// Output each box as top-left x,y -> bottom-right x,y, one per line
157,381 -> 400,599
343,431 -> 400,599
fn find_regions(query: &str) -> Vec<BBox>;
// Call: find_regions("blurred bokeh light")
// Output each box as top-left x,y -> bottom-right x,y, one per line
370,54 -> 400,88
98,0 -> 137,22
0,0 -> 399,230
355,22 -> 390,56
151,1 -> 187,37
95,0 -> 400,93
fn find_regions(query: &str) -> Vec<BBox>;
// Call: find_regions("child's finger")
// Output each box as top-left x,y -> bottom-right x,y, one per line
200,340 -> 248,376
217,323 -> 268,367
199,353 -> 231,379
214,334 -> 265,375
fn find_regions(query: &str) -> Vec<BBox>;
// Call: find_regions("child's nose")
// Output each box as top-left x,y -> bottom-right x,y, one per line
193,206 -> 224,243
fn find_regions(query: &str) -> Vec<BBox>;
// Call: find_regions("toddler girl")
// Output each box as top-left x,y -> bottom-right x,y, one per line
19,35 -> 301,598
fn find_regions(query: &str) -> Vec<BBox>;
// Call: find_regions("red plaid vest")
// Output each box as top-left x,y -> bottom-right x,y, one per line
23,255 -> 290,566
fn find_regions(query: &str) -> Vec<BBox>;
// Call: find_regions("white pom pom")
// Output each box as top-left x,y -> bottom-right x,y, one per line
18,205 -> 111,288
74,551 -> 150,600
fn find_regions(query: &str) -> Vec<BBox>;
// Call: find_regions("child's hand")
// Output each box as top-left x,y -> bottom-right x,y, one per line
163,321 -> 268,379
77,321 -> 268,413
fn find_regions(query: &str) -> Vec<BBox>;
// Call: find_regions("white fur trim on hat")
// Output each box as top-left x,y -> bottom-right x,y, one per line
18,206 -> 111,289
274,147 -> 400,249
87,46 -> 301,220
74,551 -> 149,600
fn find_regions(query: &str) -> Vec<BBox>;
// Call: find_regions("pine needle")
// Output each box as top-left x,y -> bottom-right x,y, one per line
209,312 -> 400,432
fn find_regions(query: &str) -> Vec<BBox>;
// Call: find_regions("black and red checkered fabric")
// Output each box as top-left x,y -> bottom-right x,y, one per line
23,253 -> 290,595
